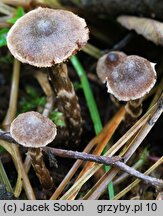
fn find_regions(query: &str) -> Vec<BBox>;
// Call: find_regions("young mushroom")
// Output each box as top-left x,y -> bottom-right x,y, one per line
96,51 -> 157,128
10,111 -> 57,190
7,7 -> 89,146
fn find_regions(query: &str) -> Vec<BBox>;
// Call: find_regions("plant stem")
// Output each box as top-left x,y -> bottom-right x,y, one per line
82,43 -> 102,59
70,56 -> 102,134
0,159 -> 13,193
70,55 -> 114,199
0,2 -> 15,16
3,59 -> 20,129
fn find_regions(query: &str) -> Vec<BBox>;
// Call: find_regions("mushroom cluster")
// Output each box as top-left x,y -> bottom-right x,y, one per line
7,7 -> 89,146
96,51 -> 157,127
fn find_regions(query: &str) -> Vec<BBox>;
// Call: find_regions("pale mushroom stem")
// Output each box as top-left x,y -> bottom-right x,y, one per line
28,148 -> 54,190
124,98 -> 143,128
49,63 -> 82,146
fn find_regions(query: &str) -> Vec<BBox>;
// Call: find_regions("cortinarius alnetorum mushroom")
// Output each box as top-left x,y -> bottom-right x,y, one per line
96,51 -> 157,127
10,111 -> 57,189
7,7 -> 89,146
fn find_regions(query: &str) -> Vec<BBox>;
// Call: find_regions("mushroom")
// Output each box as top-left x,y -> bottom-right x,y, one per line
117,15 -> 163,46
96,51 -> 157,128
7,7 -> 89,146
10,111 -> 57,190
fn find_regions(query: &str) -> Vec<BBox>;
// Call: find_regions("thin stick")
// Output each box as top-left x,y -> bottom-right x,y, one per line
34,70 -> 54,117
113,157 -> 163,200
3,59 -> 20,129
44,147 -> 163,188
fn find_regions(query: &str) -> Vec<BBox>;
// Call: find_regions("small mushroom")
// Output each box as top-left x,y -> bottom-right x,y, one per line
10,111 -> 57,190
96,51 -> 157,128
7,7 -> 89,146
117,15 -> 163,46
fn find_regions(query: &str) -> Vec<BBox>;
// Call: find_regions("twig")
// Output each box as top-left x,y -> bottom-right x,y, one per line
113,148 -> 148,186
113,157 -> 163,200
44,147 -> 163,188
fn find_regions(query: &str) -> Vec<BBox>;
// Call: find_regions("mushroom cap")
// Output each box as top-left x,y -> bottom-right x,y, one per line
10,111 -> 57,148
117,15 -> 163,46
106,55 -> 157,101
7,7 -> 89,67
96,51 -> 127,83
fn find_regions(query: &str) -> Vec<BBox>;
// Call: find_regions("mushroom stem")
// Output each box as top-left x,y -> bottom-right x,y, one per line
124,98 -> 143,129
27,148 -> 54,190
29,71 -> 55,189
49,63 -> 82,146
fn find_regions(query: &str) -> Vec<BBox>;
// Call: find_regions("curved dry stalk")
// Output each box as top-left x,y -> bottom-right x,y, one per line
2,58 -> 36,199
83,94 -> 163,199
68,107 -> 125,200
3,59 -> 20,129
0,2 -> 15,15
50,107 -> 125,200
59,102 -> 156,200
0,0 -> 31,7
113,157 -> 163,200
0,140 -> 35,199
34,70 -> 54,117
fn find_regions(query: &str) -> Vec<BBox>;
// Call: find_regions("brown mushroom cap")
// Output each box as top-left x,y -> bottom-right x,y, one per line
96,51 -> 127,83
105,55 -> 156,101
7,7 -> 89,67
117,15 -> 163,46
10,111 -> 57,147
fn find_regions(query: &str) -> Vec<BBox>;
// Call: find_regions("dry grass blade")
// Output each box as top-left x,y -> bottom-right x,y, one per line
50,107 -> 125,199
113,157 -> 163,200
83,94 -> 162,199
59,102 -> 155,199
0,140 -> 35,199
0,0 -> 31,7
1,58 -> 35,199
68,107 -> 125,200
0,2 -> 15,15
